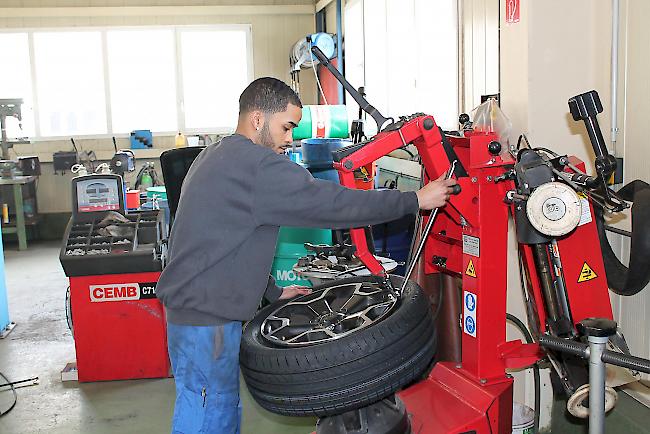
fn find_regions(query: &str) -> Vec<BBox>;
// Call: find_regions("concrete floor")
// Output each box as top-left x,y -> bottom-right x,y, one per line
0,241 -> 316,433
550,391 -> 650,434
2,241 -> 649,433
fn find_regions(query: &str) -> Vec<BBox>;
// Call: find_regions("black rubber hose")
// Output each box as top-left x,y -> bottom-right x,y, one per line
602,350 -> 650,374
539,335 -> 650,374
0,371 -> 17,417
506,313 -> 541,434
538,335 -> 589,358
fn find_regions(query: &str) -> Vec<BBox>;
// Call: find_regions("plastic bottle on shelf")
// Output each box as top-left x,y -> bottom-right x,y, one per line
175,132 -> 186,148
140,171 -> 153,192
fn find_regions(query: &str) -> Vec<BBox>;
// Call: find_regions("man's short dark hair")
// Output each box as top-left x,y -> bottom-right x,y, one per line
239,77 -> 302,115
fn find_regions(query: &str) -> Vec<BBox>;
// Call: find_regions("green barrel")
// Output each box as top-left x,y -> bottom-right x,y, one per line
293,105 -> 349,140
271,227 -> 332,287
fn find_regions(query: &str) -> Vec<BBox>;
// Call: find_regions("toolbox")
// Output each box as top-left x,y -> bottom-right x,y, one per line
130,129 -> 153,149
18,156 -> 41,176
52,151 -> 78,173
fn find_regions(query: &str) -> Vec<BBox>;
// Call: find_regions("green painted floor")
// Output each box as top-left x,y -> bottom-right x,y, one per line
0,242 -> 316,433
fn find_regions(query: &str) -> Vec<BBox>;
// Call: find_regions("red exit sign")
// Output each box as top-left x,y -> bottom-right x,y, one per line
506,0 -> 520,24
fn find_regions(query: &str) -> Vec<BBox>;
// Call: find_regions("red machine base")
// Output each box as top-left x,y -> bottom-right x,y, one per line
398,362 -> 514,434
69,272 -> 170,382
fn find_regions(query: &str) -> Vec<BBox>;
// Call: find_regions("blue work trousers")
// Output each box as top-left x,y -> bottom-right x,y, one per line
167,321 -> 243,434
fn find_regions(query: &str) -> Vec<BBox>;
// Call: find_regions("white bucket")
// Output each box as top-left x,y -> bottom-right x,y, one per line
512,402 -> 535,434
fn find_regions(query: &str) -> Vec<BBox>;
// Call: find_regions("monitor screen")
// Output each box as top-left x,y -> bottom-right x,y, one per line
76,177 -> 122,213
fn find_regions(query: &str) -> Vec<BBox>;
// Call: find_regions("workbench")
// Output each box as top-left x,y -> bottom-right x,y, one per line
0,175 -> 38,250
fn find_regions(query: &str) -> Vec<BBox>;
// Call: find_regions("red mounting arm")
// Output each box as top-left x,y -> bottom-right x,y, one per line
334,115 -> 446,276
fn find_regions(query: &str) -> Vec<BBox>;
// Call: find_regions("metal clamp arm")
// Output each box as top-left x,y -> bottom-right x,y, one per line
311,45 -> 391,132
312,43 -> 452,277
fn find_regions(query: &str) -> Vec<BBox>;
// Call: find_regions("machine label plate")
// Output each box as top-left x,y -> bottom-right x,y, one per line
90,282 -> 158,302
462,235 -> 480,257
578,192 -> 592,226
463,291 -> 477,337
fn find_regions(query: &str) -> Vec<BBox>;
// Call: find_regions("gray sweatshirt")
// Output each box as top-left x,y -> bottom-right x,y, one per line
157,134 -> 419,326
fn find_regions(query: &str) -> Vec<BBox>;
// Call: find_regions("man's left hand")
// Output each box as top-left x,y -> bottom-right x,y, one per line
279,285 -> 312,300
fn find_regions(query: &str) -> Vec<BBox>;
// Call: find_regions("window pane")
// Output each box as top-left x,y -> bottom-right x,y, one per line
0,33 -> 35,138
385,0 -> 417,117
180,29 -> 250,130
363,0 -> 388,136
360,0 -> 458,131
415,0 -> 458,129
107,29 -> 177,133
344,0 -> 365,129
33,32 -> 107,136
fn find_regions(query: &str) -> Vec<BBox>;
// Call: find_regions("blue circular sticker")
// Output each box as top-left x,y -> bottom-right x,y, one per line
465,293 -> 476,312
465,316 -> 476,334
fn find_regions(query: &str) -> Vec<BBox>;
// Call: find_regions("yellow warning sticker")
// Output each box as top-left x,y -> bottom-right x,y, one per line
465,260 -> 477,278
578,262 -> 598,283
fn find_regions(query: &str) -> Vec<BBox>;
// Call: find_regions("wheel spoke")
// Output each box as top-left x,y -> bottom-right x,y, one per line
261,315 -> 290,340
283,324 -> 314,334
261,281 -> 397,347
343,302 -> 392,323
339,295 -> 370,314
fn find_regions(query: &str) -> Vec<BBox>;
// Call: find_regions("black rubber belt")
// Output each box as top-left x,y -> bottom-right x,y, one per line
596,179 -> 650,296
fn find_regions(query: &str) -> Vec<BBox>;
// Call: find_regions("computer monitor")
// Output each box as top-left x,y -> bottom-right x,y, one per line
71,174 -> 125,221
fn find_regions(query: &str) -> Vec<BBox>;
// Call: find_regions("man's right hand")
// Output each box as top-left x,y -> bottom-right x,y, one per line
415,173 -> 458,210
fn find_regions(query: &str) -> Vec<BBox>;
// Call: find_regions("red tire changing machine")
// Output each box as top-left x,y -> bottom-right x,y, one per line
59,173 -> 169,382
312,45 -> 650,434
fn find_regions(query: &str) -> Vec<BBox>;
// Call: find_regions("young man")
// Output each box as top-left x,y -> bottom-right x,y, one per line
156,77 -> 457,433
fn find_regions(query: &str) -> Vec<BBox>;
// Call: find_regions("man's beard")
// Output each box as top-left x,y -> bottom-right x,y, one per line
259,122 -> 274,148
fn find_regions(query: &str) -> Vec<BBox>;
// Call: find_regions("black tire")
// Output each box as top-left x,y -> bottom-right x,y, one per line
240,275 -> 436,417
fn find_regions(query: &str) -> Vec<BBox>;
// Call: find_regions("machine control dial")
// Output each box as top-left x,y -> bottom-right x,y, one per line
526,182 -> 582,236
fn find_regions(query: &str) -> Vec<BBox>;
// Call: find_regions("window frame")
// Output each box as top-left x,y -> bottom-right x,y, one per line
0,24 -> 254,141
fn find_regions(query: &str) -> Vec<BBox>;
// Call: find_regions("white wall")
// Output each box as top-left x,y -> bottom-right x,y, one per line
609,0 -> 650,389
0,1 -> 317,213
460,0 -> 499,113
